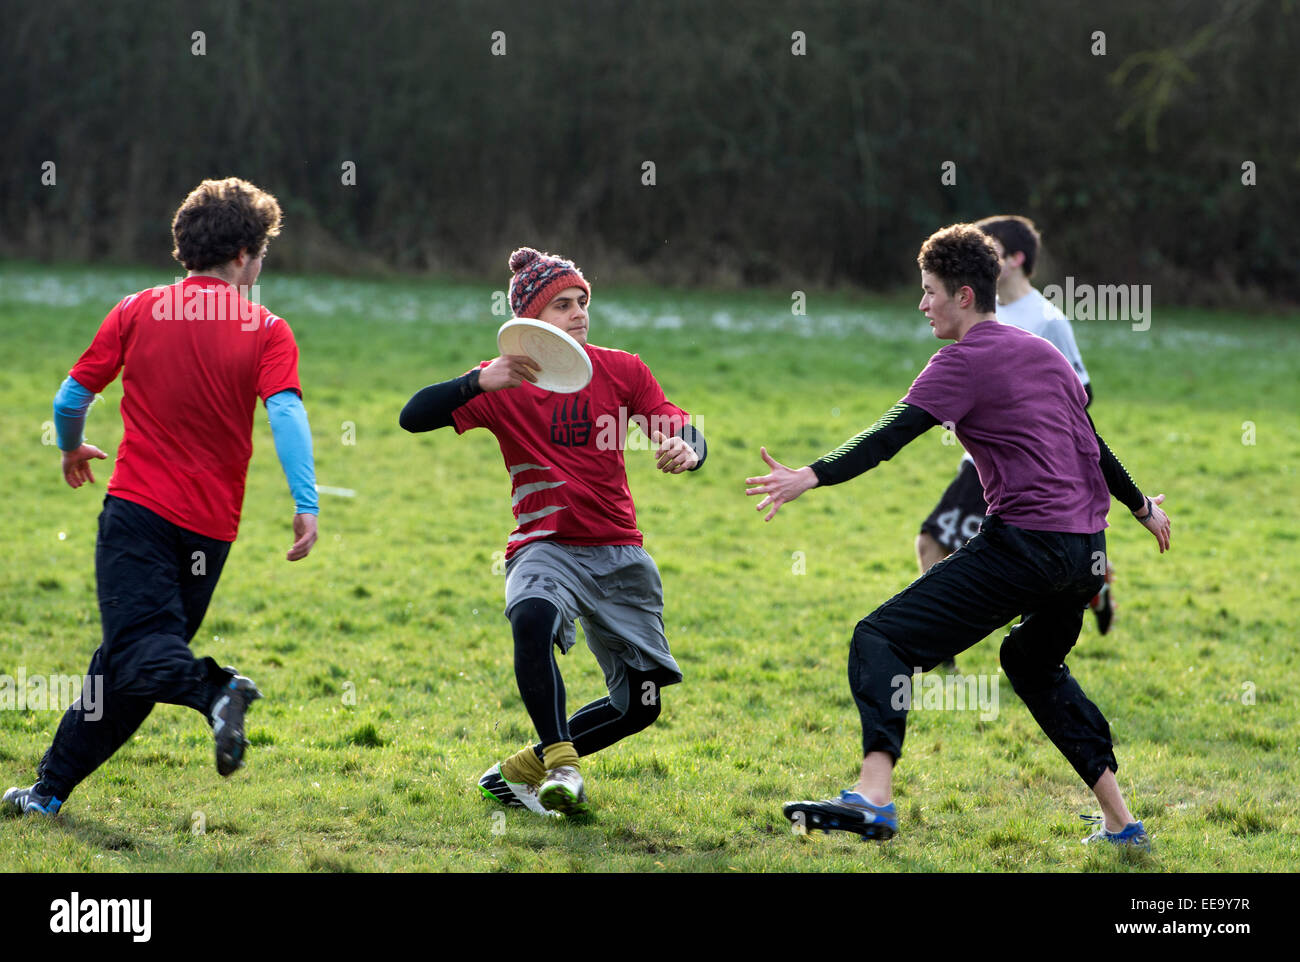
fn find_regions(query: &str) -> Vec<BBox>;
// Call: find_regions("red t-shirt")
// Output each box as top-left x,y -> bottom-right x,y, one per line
69,276 -> 302,541
453,344 -> 690,559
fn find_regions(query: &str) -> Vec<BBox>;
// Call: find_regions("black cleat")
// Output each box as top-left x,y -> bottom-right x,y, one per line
2,784 -> 62,816
783,791 -> 898,841
210,670 -> 262,776
1089,583 -> 1115,635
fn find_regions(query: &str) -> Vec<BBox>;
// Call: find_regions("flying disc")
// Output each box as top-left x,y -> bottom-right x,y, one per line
497,318 -> 592,393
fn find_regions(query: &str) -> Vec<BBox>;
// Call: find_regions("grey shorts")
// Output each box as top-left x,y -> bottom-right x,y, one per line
504,542 -> 683,710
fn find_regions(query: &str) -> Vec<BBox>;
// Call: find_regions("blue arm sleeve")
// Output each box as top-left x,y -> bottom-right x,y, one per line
266,390 -> 319,515
52,376 -> 97,452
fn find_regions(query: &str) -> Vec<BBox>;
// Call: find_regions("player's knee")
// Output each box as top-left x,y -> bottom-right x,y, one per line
627,693 -> 662,732
849,620 -> 893,674
998,628 -> 1037,688
915,531 -> 931,559
915,532 -> 946,571
509,598 -> 560,655
623,677 -> 663,731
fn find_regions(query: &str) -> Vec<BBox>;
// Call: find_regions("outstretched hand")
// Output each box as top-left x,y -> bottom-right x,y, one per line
651,430 -> 698,473
745,446 -> 818,521
61,443 -> 108,488
1136,493 -> 1172,553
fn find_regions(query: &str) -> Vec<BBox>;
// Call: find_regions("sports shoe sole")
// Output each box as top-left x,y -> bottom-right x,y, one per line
212,681 -> 261,777
783,800 -> 897,840
539,783 -> 590,817
1090,583 -> 1115,635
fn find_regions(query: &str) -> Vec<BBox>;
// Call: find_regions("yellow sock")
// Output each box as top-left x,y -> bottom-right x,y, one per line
542,741 -> 580,772
501,747 -> 546,786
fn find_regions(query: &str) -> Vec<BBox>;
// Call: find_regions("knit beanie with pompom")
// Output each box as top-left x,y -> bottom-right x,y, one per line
508,248 -> 591,319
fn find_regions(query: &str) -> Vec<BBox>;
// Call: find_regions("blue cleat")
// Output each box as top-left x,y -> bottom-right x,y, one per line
784,790 -> 898,840
3,784 -> 62,817
1081,814 -> 1151,849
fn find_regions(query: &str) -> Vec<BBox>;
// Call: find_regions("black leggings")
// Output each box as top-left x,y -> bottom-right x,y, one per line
510,598 -> 671,758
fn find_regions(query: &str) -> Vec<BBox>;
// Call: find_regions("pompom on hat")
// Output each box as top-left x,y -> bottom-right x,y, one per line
508,248 -> 591,319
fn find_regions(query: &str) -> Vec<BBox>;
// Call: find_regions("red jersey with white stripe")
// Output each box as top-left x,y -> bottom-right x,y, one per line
69,276 -> 302,541
453,344 -> 690,559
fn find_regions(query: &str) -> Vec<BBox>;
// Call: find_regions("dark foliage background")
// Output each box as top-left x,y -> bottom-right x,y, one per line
3,0 -> 1295,303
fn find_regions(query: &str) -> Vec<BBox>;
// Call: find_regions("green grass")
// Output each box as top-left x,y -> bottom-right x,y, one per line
2,261 -> 1297,872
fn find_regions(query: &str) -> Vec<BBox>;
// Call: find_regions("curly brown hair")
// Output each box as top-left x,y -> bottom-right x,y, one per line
974,215 -> 1041,278
171,178 -> 282,271
916,224 -> 1000,313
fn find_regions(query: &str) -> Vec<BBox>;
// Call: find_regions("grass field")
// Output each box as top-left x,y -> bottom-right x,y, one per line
2,262 -> 1297,872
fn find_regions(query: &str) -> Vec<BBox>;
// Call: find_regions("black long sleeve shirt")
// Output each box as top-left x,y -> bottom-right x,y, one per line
808,400 -> 1144,513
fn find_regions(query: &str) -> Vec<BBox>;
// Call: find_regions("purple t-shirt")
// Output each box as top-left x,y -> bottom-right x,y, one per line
903,321 -> 1109,533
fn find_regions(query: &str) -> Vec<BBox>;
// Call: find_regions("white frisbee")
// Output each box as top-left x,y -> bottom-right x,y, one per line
497,318 -> 592,393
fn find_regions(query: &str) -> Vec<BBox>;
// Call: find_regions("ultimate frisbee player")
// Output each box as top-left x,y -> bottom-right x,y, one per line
400,248 -> 706,816
747,224 -> 1170,845
4,178 -> 318,817
916,216 -> 1117,648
